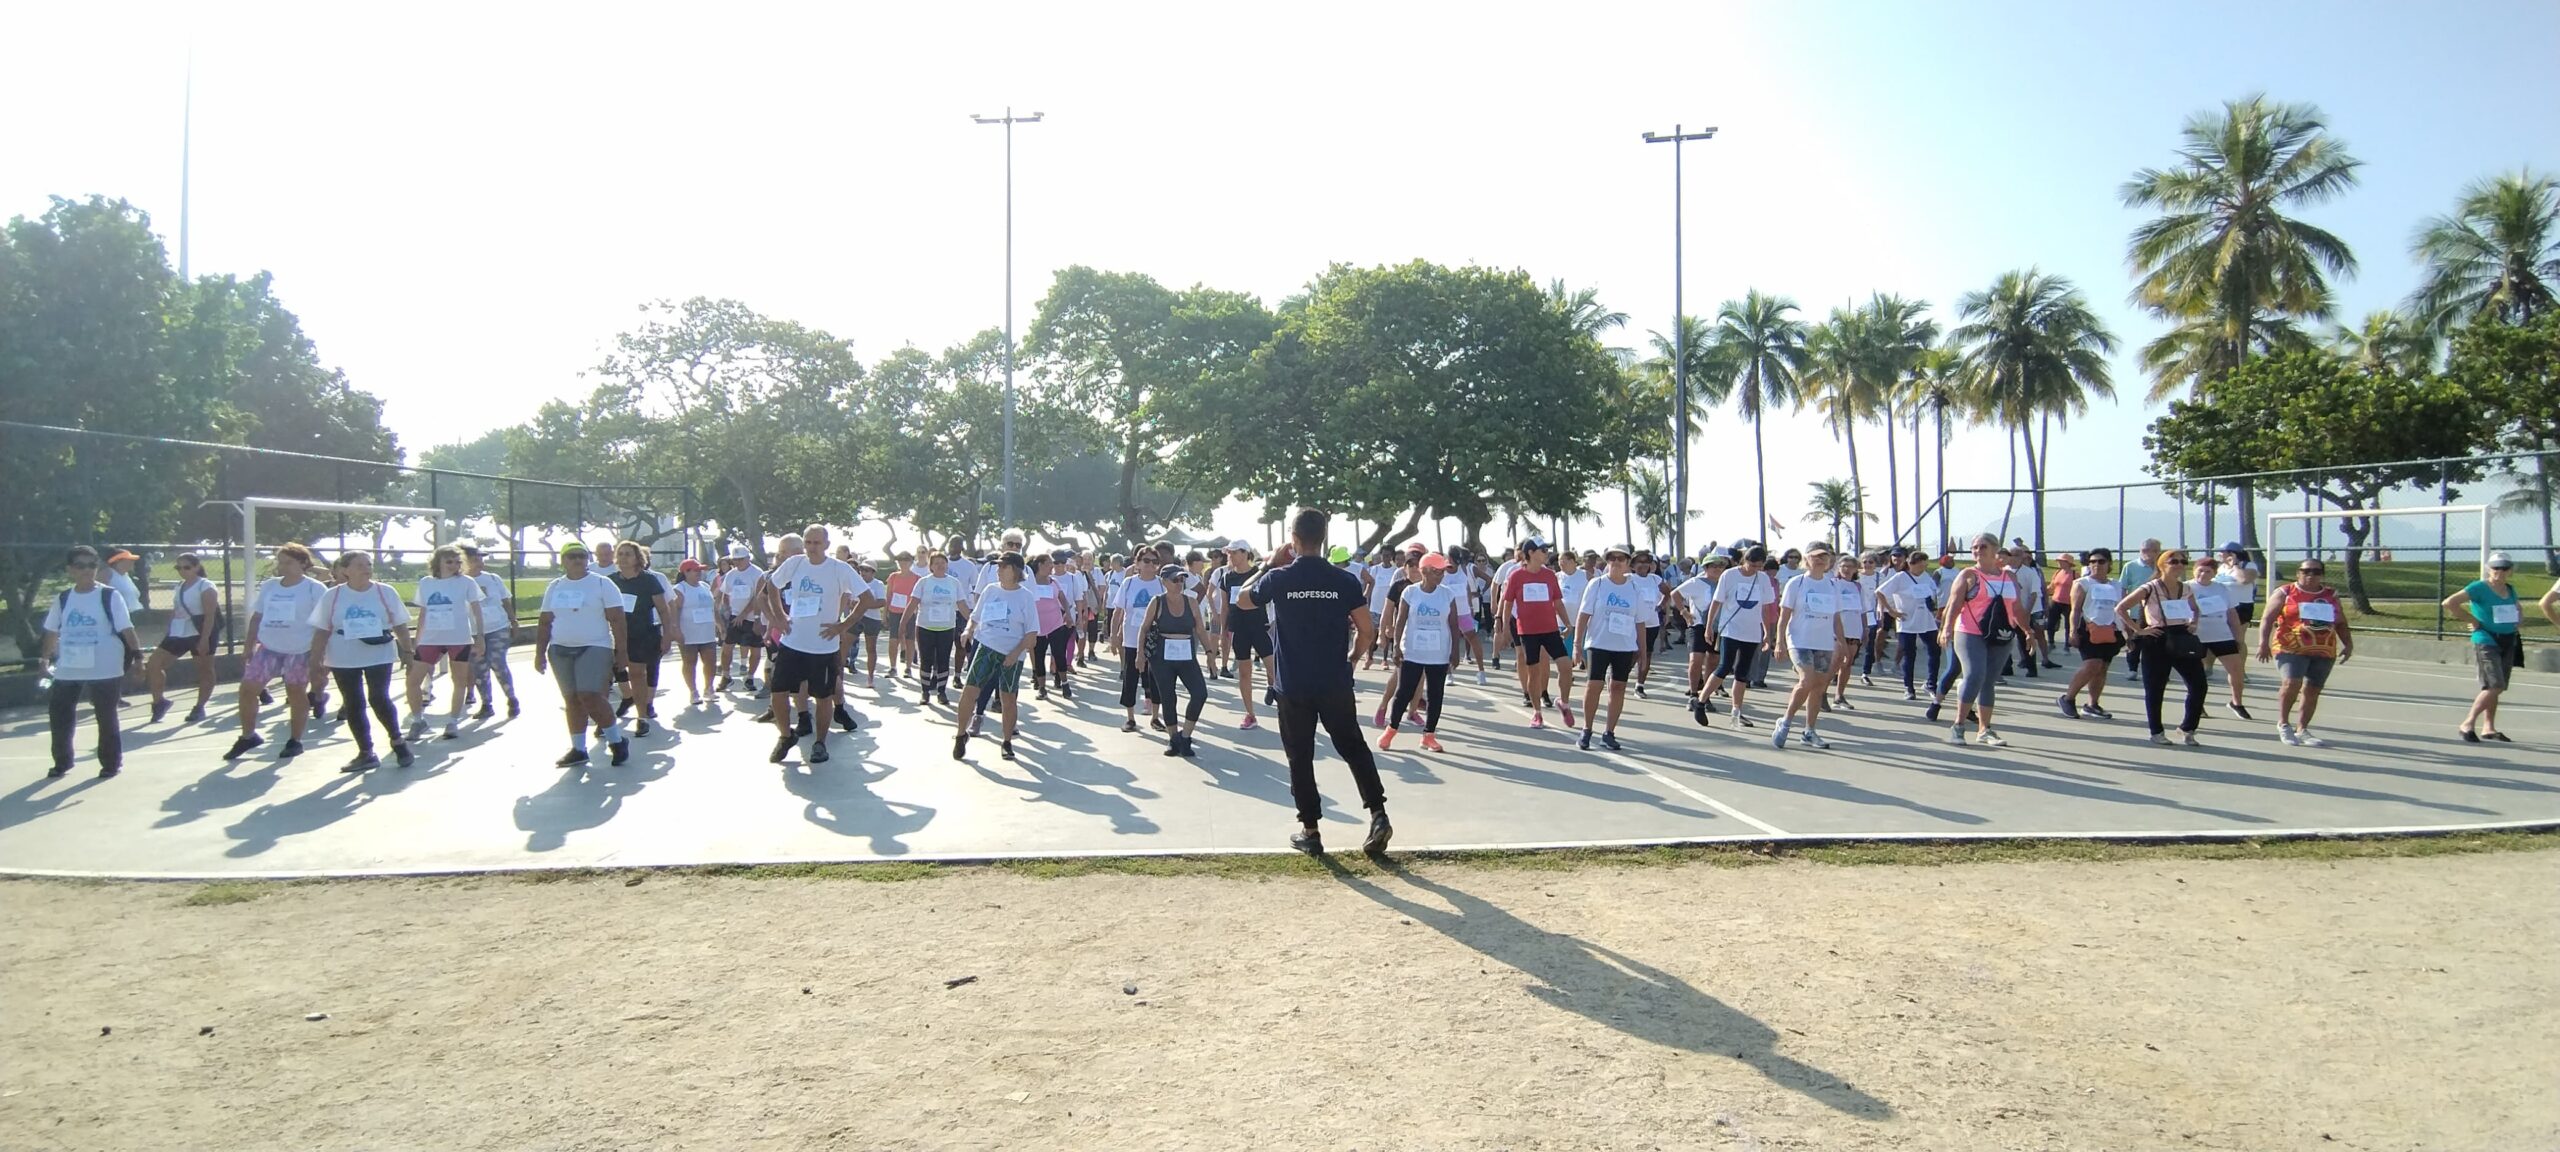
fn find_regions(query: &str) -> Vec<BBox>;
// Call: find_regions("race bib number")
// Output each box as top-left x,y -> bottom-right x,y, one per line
426,605 -> 462,633
923,604 -> 956,628
2196,593 -> 2227,616
1522,583 -> 1550,603
889,592 -> 910,610
1406,629 -> 1450,663
981,601 -> 1011,624
619,593 -> 640,613
790,591 -> 821,618
1162,637 -> 1193,661
55,642 -> 98,672
2296,600 -> 2336,625
687,599 -> 714,623
2490,603 -> 2520,625
1804,591 -> 1836,616
1602,614 -> 1636,643
342,612 -> 385,640
2161,598 -> 2195,623
556,588 -> 588,611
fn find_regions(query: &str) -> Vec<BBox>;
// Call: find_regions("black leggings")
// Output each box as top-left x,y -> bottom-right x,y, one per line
1713,638 -> 1756,682
2138,635 -> 2209,735
1388,660 -> 1449,732
1035,625 -> 1076,683
1151,658 -> 1207,729
917,629 -> 957,694
1896,631 -> 1942,694
1120,646 -> 1160,709
333,663 -> 400,750
49,677 -> 123,771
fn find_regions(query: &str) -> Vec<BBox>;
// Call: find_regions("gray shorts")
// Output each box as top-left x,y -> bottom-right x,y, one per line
1794,647 -> 1836,675
2274,652 -> 2335,688
2475,635 -> 2520,692
549,644 -> 614,696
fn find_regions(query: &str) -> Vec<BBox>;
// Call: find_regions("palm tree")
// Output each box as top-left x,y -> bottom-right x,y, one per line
1803,479 -> 1871,553
1711,289 -> 1808,540
1904,344 -> 1972,550
1953,270 -> 2118,552
1804,308 -> 1885,553
2328,309 -> 2438,376
2409,170 -> 2560,332
1865,294 -> 1937,543
1643,314 -> 1732,448
2124,93 -> 2362,558
1629,465 -> 1677,555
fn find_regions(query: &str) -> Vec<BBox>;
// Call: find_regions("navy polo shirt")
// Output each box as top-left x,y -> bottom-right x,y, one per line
1253,554 -> 1364,699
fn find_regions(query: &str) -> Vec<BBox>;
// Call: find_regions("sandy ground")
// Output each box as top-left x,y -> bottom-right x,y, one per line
2,852 -> 2554,1152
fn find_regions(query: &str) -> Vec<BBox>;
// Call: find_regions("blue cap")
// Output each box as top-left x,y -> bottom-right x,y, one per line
2220,542 -> 2246,555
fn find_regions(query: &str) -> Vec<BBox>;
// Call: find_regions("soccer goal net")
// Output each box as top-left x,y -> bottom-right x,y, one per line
2263,504 -> 2492,635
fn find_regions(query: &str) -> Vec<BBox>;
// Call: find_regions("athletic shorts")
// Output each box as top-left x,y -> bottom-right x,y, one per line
414,643 -> 475,665
242,647 -> 310,689
724,619 -> 766,647
2477,634 -> 2522,692
858,617 -> 884,636
2236,603 -> 2257,626
1794,648 -> 1836,675
548,644 -> 614,695
2274,653 -> 2335,688
1516,631 -> 1567,666
1714,639 -> 1758,681
1456,613 -> 1477,634
2203,639 -> 2240,659
2076,641 -> 2122,664
157,636 -> 203,657
1687,624 -> 1712,651
1227,622 -> 1273,659
625,632 -> 667,665
1587,648 -> 1637,683
769,646 -> 843,698
963,644 -> 1024,694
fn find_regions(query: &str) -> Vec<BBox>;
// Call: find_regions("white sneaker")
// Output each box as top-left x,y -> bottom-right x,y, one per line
1975,731 -> 2007,748
1772,718 -> 1793,750
2298,732 -> 2328,748
1802,730 -> 1830,750
2277,724 -> 2302,746
2180,731 -> 2201,747
2149,732 -> 2172,745
1945,725 -> 1965,745
1476,668 -> 1488,686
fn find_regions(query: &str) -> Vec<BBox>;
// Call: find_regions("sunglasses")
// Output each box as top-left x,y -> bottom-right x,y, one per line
69,560 -> 97,570
2300,567 -> 2326,575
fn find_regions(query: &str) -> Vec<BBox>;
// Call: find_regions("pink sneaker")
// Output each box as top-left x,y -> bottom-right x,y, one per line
1378,727 -> 1398,750
1372,706 -> 1387,728
1529,710 -> 1546,730
1239,714 -> 1259,731
1419,733 -> 1443,753
1560,703 -> 1578,729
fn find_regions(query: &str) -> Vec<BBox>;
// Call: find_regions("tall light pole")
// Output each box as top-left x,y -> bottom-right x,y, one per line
1642,124 -> 1714,559
973,108 -> 1043,532
179,51 -> 194,281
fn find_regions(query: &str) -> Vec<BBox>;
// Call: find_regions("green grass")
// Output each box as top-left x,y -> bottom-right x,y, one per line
178,883 -> 267,906
2328,560 -> 2555,602
2357,600 -> 2556,641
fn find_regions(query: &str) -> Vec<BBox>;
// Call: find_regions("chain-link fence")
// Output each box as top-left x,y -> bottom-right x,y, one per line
1,422 -> 701,667
1887,449 -> 2556,643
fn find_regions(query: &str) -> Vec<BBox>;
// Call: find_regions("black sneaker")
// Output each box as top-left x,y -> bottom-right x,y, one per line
47,766 -> 69,779
185,705 -> 207,723
506,698 -> 521,718
2085,703 -> 2114,720
1150,718 -> 1167,732
1690,699 -> 1712,728
835,704 -> 858,732
769,736 -> 794,764
1600,731 -> 1621,752
1925,702 -> 1943,722
151,699 -> 172,723
279,739 -> 304,760
748,677 -> 764,695
795,711 -> 814,738
2226,701 -> 2253,720
343,750 -> 378,773
1000,740 -> 1016,761
392,743 -> 414,769
2057,694 -> 2081,720
615,697 -> 634,717
1363,810 -> 1394,856
809,740 -> 831,764
258,689 -> 274,706
1180,735 -> 1198,759
1162,739 -> 1183,758
717,675 -> 733,691
557,748 -> 589,767
97,765 -> 120,779
1121,718 -> 1139,733
608,738 -> 630,767
475,703 -> 496,721
224,733 -> 264,760
1290,829 -> 1324,855
634,718 -> 652,738
1577,730 -> 1593,751
951,732 -> 970,761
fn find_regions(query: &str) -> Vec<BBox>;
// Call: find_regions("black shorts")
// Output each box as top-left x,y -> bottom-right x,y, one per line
2235,603 -> 2257,626
769,646 -> 843,698
2077,640 -> 2122,664
626,632 -> 666,665
724,619 -> 765,646
157,636 -> 203,657
2204,639 -> 2240,659
1687,624 -> 1712,651
1227,622 -> 1273,659
1714,639 -> 1757,681
1587,648 -> 1637,683
1516,631 -> 1567,666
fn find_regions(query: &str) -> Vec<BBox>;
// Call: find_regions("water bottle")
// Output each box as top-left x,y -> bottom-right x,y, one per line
36,673 -> 52,693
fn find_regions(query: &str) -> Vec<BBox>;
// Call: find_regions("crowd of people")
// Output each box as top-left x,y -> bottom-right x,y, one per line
30,521 -> 2560,849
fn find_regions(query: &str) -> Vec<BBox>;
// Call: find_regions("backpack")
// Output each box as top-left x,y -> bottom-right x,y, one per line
1970,572 -> 2016,645
56,587 -> 144,664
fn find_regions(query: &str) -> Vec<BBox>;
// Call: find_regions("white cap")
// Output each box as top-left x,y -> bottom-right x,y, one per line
1226,538 -> 1253,552
2487,551 -> 2515,569
726,544 -> 750,559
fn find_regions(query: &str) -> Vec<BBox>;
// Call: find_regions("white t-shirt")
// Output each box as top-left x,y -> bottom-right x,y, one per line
43,585 -> 133,682
1711,568 -> 1778,644
862,578 -> 889,621
309,582 -> 411,669
2075,577 -> 2126,629
1557,570 -> 1589,619
1577,574 -> 1648,653
911,574 -> 967,631
1673,574 -> 1718,623
673,579 -> 722,646
1397,581 -> 1464,665
971,583 -> 1043,654
769,555 -> 863,654
1366,564 -> 1400,615
165,577 -> 217,640
251,577 -> 325,655
1876,570 -> 1939,634
412,574 -> 484,646
1781,573 -> 1846,652
542,572 -> 622,648
719,564 -> 767,621
107,569 -> 142,611
947,556 -> 980,592
2191,579 -> 2236,645
471,571 -> 515,635
1054,569 -> 1090,619
1113,576 -> 1166,648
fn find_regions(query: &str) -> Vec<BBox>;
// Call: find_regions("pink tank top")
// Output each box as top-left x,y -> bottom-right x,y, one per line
1033,583 -> 1066,633
1954,571 -> 2015,636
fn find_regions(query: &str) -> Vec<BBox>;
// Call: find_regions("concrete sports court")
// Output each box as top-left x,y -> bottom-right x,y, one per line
1,651 -> 2552,878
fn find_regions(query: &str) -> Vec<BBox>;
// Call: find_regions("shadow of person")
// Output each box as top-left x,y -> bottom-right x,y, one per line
1326,859 -> 1895,1121
972,759 -> 1160,836
156,760 -> 287,827
509,748 -> 675,853
779,760 -> 933,855
0,775 -> 108,833
224,748 -> 461,857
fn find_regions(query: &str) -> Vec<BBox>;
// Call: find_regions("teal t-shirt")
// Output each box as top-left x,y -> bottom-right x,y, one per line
2464,578 -> 2520,644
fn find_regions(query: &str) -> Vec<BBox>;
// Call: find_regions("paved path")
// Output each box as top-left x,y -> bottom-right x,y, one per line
1,649 -> 2553,877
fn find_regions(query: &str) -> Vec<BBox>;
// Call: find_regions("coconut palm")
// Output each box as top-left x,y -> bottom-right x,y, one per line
2409,170 -> 2560,332
1904,344 -> 1973,550
1549,278 -> 1632,345
1803,308 -> 1886,553
1643,314 -> 1732,449
1710,290 -> 1808,540
1629,465 -> 1678,555
2124,93 -> 2360,559
1804,479 -> 1871,553
1952,270 -> 2118,551
2123,93 -> 2362,401
2328,309 -> 2438,376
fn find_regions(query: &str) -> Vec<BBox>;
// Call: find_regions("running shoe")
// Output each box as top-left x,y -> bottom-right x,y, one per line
608,738 -> 630,766
1379,728 -> 1399,750
344,749 -> 378,773
506,698 -> 521,718
1001,740 -> 1017,761
279,739 -> 303,760
795,711 -> 814,738
1802,730 -> 1830,750
1121,718 -> 1139,733
97,765 -> 120,778
1924,702 -> 1943,722
746,677 -> 763,694
1634,683 -> 1648,699
1529,711 -> 1545,730
2486,731 -> 2513,743
1735,712 -> 1756,729
405,716 -> 429,741
476,703 -> 496,721
1419,733 -> 1443,753
635,718 -> 652,738
2226,701 -> 2253,720
951,732 -> 969,760
2277,723 -> 2302,746
443,722 -> 461,741
1560,702 -> 1578,729
810,740 -> 831,764
1975,732 -> 2007,748
2057,693 -> 2080,720
1771,717 -> 1792,750
1363,810 -> 1394,856
1372,705 -> 1387,728
2460,726 -> 2480,743
1476,668 -> 1488,686
185,705 -> 207,724
615,697 -> 634,718
2297,733 -> 2328,748
224,733 -> 264,760
1861,674 -> 1874,687
2084,704 -> 2113,720
769,736 -> 794,763
2149,732 -> 2172,745
1291,829 -> 1324,855
1239,715 -> 1259,731
1578,730 -> 1593,751
2179,730 -> 2201,747
1945,725 -> 1964,745
1148,718 -> 1165,733
393,743 -> 415,768
1903,689 -> 1918,701
151,699 -> 172,724
1833,698 -> 1856,711
47,766 -> 68,779
1690,699 -> 1711,728
1599,731 -> 1621,752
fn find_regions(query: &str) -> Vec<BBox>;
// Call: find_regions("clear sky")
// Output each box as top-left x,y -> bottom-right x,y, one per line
8,0 -> 2555,552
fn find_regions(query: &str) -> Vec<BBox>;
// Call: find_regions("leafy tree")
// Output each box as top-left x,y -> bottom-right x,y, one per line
1900,344 -> 1974,549
1951,269 -> 2116,552
2443,311 -> 2560,571
1865,294 -> 1937,542
2327,309 -> 2437,377
1804,479 -> 1871,552
861,331 -> 1080,552
0,196 -> 224,648
2142,350 -> 2498,610
412,429 -> 512,547
1710,289 -> 1808,539
2408,169 -> 2559,332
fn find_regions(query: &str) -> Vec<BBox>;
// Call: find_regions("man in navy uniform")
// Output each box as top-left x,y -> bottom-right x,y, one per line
1233,507 -> 1393,856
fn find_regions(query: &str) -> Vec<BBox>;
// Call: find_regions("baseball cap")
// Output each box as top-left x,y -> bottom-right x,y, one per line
678,558 -> 704,573
1421,551 -> 1452,571
727,544 -> 750,559
107,550 -> 137,564
559,542 -> 590,558
1403,540 -> 1427,553
2488,551 -> 2515,570
1328,546 -> 1351,563
1226,538 -> 1253,552
2220,542 -> 2246,556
